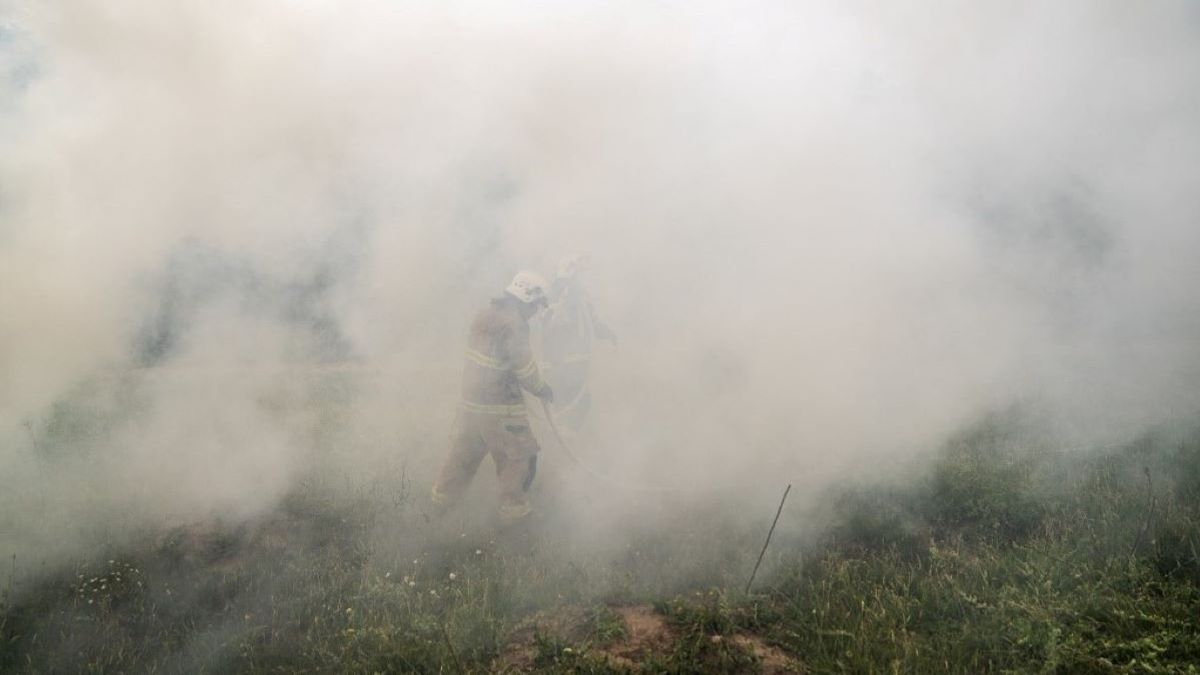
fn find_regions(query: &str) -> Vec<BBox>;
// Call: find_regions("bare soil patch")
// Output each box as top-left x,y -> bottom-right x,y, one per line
493,603 -> 802,673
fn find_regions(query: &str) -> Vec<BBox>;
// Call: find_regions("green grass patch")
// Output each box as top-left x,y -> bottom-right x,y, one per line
4,421 -> 1200,672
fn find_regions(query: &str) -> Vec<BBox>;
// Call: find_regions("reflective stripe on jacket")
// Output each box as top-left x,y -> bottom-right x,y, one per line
460,297 -> 549,415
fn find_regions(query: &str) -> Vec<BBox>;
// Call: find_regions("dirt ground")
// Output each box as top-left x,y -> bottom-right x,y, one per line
494,603 -> 802,673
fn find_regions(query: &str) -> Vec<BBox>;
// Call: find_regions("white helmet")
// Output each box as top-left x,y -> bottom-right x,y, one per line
556,253 -> 591,279
505,270 -> 550,305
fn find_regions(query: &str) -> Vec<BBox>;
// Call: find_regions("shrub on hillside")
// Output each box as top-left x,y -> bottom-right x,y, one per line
825,486 -> 931,558
922,421 -> 1046,541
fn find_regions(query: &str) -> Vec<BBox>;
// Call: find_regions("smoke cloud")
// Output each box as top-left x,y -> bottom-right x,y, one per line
2,0 -> 1199,564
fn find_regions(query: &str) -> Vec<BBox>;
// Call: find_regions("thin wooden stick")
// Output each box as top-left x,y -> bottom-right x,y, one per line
746,484 -> 791,595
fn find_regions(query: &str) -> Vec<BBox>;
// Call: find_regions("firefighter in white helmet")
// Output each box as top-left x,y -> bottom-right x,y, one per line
431,270 -> 554,524
539,254 -> 616,433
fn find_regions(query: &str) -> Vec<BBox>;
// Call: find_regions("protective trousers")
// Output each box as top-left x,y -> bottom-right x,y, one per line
431,412 -> 540,523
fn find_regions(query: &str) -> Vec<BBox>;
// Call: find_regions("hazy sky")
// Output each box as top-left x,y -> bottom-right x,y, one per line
2,0 -> 1199,561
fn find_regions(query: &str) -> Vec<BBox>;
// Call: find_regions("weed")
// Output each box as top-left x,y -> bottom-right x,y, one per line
5,423 -> 1200,672
586,606 -> 628,645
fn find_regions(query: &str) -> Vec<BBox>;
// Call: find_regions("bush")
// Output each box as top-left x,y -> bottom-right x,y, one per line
825,486 -> 931,558
923,424 -> 1046,540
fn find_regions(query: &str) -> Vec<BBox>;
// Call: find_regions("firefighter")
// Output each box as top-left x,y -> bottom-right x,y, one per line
430,271 -> 554,524
539,254 -> 616,433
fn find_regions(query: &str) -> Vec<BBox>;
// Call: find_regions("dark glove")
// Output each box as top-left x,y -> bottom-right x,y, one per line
537,384 -> 555,403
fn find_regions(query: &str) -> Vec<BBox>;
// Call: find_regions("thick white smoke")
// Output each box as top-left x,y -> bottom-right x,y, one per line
2,0 -> 1199,562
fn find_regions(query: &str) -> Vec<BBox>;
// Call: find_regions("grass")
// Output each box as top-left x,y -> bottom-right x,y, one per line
3,417 -> 1200,673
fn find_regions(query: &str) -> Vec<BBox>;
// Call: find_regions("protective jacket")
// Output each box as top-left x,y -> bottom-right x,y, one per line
541,281 -> 611,368
540,280 -> 612,430
460,297 -> 551,417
